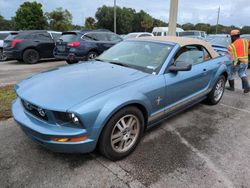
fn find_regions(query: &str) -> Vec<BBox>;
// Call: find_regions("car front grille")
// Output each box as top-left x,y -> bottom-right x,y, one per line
21,99 -> 48,121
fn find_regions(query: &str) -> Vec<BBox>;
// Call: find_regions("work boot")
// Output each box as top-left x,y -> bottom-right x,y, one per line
241,77 -> 250,93
226,80 -> 235,91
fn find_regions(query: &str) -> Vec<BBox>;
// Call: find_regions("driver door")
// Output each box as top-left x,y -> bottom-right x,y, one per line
164,45 -> 212,108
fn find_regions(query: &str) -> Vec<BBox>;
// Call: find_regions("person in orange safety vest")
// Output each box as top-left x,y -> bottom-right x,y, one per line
227,29 -> 250,93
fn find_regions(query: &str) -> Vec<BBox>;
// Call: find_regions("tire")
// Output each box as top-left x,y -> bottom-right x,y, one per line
0,52 -> 7,61
206,75 -> 226,105
86,51 -> 98,61
66,59 -> 79,64
23,49 -> 39,64
98,106 -> 145,161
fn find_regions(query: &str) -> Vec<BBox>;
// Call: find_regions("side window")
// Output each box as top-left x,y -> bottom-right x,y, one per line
82,33 -> 94,41
83,33 -> 107,41
156,32 -> 162,36
95,33 -> 108,41
51,33 -> 61,41
174,45 -> 206,65
164,32 -> 167,36
33,33 -> 52,42
82,33 -> 99,41
203,47 -> 211,61
106,33 -> 122,41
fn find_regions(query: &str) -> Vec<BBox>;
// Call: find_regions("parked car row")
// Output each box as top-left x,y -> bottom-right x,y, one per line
1,29 -> 122,64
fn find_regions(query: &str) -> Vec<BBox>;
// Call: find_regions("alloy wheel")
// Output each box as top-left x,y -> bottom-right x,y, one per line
110,114 -> 140,153
214,78 -> 225,102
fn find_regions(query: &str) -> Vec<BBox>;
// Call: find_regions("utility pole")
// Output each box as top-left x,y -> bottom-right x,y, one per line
168,0 -> 179,36
114,0 -> 117,33
216,6 -> 220,34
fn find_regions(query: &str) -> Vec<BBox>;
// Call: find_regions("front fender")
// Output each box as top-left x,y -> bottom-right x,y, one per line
93,92 -> 151,139
69,89 -> 152,142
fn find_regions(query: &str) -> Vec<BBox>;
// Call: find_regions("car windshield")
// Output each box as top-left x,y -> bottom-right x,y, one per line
97,41 -> 173,74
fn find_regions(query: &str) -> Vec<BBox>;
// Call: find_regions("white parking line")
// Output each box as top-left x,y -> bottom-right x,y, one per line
220,103 -> 250,114
165,126 -> 235,188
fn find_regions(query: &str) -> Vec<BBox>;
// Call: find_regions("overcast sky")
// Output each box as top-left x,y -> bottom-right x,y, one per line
0,0 -> 249,27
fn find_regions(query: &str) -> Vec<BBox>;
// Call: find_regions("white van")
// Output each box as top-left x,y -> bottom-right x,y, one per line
152,27 -> 184,36
178,30 -> 207,39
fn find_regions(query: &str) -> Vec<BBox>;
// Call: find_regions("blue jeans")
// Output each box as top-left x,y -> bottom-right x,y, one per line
228,62 -> 248,80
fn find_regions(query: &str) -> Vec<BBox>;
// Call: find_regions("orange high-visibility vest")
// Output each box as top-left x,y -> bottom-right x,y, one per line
227,38 -> 249,65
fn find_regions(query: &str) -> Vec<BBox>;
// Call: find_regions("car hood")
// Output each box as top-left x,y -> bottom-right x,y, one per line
16,61 -> 148,111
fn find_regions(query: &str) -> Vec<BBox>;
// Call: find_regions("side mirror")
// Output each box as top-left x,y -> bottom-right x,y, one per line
168,61 -> 192,72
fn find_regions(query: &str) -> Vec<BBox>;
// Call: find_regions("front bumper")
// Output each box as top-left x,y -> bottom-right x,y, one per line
12,98 -> 96,153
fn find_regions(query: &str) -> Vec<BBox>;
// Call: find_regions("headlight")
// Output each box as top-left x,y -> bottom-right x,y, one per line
54,111 -> 82,126
68,113 -> 80,124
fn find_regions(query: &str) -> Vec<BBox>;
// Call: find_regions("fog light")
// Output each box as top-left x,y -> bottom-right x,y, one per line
54,138 -> 70,142
69,136 -> 87,142
53,136 -> 87,142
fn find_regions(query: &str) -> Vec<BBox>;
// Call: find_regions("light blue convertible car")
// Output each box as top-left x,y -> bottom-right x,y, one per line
12,36 -> 231,160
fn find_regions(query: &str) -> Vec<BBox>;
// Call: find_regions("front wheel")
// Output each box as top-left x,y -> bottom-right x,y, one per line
98,106 -> 144,161
206,75 -> 226,105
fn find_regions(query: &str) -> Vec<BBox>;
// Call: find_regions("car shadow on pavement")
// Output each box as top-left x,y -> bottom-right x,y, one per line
114,104 -> 220,187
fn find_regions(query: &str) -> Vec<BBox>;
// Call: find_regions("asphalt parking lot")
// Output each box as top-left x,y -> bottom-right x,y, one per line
0,60 -> 67,86
0,60 -> 250,188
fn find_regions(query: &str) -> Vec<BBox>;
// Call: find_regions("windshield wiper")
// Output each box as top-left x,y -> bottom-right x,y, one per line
95,58 -> 105,62
95,58 -> 129,67
108,61 -> 130,67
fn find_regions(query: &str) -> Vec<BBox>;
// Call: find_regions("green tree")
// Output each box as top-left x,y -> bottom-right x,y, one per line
72,24 -> 83,30
153,18 -> 167,28
182,23 -> 194,31
95,6 -> 135,34
241,26 -> 250,34
95,6 -> 114,31
85,17 -> 96,29
141,15 -> 153,32
46,8 -> 72,31
132,10 -> 148,32
12,2 -> 47,30
116,7 -> 135,34
194,23 -> 211,33
0,15 -> 13,30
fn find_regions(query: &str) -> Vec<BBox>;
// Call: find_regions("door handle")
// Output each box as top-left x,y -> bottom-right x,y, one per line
203,69 -> 207,71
